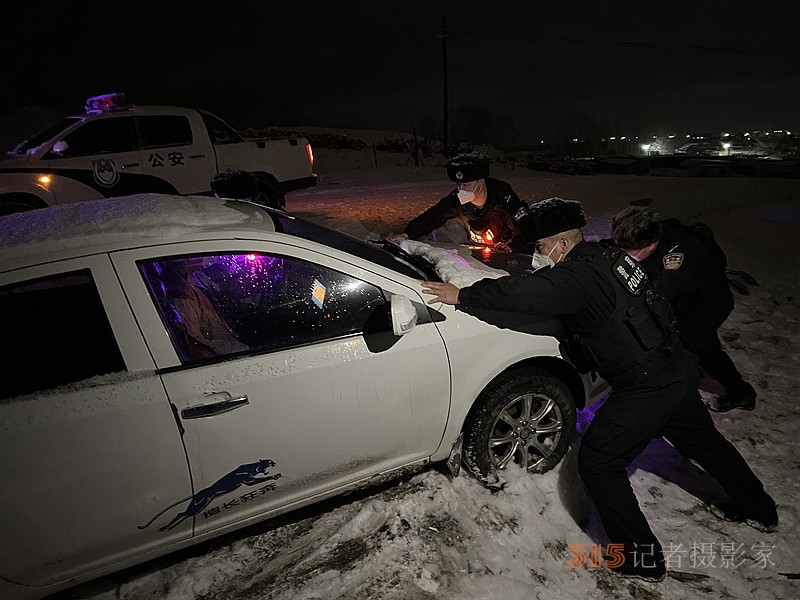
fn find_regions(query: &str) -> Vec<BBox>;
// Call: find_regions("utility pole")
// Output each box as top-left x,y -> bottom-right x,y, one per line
440,16 -> 449,156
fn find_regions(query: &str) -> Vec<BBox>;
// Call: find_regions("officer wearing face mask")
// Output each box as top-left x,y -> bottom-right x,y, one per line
388,152 -> 530,251
420,197 -> 778,583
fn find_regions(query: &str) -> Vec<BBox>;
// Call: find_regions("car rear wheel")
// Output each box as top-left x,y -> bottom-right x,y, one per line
253,172 -> 286,208
463,368 -> 576,481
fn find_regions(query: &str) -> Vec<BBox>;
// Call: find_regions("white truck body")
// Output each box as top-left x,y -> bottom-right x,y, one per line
0,94 -> 317,214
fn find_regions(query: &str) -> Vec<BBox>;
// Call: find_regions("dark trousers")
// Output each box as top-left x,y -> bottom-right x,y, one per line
683,332 -> 750,397
578,351 -> 770,564
679,310 -> 750,397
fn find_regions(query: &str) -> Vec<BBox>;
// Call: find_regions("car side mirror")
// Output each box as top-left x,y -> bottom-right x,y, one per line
390,294 -> 417,336
51,140 -> 68,155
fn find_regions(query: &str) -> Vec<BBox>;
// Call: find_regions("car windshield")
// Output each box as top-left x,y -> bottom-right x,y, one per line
9,118 -> 82,155
271,212 -> 441,281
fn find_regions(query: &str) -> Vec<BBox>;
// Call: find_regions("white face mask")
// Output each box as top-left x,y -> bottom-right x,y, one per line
457,189 -> 475,204
456,180 -> 483,205
531,242 -> 561,271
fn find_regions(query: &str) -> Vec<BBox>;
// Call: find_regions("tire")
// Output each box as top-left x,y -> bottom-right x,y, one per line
463,368 -> 576,480
252,172 -> 286,208
0,194 -> 44,217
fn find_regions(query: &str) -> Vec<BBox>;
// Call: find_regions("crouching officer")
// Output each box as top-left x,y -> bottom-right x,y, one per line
421,197 -> 777,582
388,151 -> 531,252
611,206 -> 756,413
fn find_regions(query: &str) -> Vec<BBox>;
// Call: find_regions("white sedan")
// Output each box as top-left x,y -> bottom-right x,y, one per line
0,195 -> 607,599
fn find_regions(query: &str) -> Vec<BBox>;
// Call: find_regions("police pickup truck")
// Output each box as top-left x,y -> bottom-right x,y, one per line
0,93 -> 317,216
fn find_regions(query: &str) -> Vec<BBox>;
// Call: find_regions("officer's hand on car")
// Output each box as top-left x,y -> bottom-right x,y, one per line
421,281 -> 460,305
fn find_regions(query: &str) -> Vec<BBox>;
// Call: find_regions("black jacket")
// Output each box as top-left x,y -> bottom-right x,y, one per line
458,241 -> 678,385
404,178 -> 528,248
640,219 -> 734,335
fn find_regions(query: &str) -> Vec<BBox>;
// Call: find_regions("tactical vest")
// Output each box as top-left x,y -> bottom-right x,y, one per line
566,244 -> 677,377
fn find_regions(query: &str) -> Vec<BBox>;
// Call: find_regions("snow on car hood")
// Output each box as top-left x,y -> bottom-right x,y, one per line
398,239 -> 509,287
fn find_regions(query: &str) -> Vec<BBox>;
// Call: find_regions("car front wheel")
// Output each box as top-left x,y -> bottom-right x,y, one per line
463,368 -> 576,482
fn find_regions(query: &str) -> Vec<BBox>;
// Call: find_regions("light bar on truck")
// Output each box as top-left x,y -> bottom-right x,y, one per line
85,93 -> 135,113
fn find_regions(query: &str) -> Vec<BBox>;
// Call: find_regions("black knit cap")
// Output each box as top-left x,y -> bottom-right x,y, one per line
446,152 -> 490,183
527,197 -> 587,239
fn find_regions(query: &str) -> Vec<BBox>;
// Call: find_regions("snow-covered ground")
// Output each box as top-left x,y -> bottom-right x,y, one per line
53,147 -> 799,600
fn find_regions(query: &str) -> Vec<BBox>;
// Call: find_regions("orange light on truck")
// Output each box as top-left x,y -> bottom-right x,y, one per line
306,143 -> 314,166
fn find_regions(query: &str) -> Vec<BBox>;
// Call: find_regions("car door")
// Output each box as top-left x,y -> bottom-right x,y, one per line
112,241 -> 451,537
44,115 -> 149,201
136,114 -> 216,194
0,256 -> 192,589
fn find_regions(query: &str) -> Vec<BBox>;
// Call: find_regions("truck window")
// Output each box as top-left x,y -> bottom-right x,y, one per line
58,117 -> 137,156
137,115 -> 193,149
199,110 -> 243,145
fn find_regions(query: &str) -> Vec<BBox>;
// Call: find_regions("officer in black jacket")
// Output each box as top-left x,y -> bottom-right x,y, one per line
611,206 -> 756,413
421,197 -> 777,582
388,152 -> 530,251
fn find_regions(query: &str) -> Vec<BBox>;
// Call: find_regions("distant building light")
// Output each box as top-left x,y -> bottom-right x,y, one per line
787,130 -> 792,135
686,134 -> 691,138
722,142 -> 731,149
668,135 -> 675,139
641,144 -> 651,152
745,132 -> 751,137
610,137 -> 617,140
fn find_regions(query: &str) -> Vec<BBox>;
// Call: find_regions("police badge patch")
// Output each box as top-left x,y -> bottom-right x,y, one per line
663,252 -> 684,270
92,158 -> 120,187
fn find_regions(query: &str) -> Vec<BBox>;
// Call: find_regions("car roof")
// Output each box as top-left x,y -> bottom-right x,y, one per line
0,195 -> 277,271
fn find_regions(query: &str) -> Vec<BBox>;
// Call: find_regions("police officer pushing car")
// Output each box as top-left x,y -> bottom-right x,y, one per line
388,152 -> 530,251
421,197 -> 777,583
611,206 -> 757,413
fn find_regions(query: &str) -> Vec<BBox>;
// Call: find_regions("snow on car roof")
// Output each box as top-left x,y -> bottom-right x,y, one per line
0,194 -> 275,269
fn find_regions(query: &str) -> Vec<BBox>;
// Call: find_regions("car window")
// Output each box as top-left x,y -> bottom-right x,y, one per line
140,253 -> 388,364
0,270 -> 126,399
137,115 -> 193,148
199,110 -> 243,145
58,117 -> 137,156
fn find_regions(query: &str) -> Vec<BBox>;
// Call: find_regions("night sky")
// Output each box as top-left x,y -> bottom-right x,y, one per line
2,2 -> 798,144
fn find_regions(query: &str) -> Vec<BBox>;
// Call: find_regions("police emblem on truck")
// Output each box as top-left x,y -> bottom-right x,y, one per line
92,158 -> 120,187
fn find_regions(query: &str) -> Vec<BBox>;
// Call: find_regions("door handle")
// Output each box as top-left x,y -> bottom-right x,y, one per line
188,154 -> 206,159
181,394 -> 249,419
121,163 -> 139,168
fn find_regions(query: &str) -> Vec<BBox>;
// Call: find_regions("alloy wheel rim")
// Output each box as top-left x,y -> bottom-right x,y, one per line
488,392 -> 564,472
